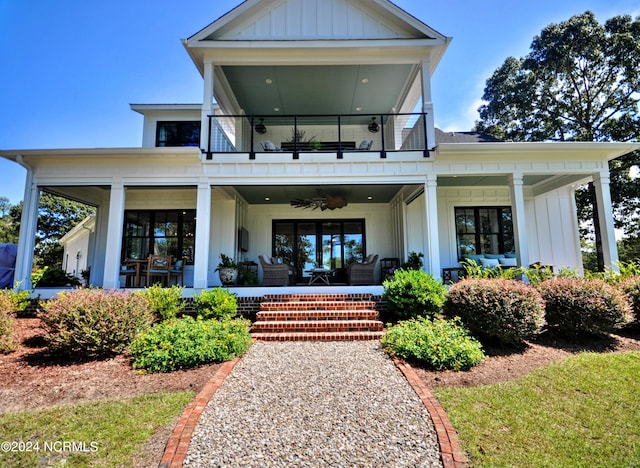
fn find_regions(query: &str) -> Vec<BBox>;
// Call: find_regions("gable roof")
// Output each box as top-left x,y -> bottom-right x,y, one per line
187,0 -> 448,43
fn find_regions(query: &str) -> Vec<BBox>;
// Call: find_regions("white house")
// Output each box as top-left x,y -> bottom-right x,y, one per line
2,0 -> 638,294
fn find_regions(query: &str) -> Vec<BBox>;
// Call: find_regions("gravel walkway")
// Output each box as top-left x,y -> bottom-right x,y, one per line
184,341 -> 443,467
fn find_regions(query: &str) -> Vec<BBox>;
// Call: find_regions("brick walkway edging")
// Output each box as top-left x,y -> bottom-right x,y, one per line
392,357 -> 468,468
158,356 -> 242,468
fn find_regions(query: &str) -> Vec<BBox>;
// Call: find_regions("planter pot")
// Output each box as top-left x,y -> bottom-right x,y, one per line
218,267 -> 238,285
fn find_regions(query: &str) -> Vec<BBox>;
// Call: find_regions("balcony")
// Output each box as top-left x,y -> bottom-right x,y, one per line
204,112 -> 431,160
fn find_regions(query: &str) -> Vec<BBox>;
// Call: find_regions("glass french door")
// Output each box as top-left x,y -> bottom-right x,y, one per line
273,219 -> 365,283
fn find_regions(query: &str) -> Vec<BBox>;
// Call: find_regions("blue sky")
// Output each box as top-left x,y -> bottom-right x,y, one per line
1,0 -> 638,205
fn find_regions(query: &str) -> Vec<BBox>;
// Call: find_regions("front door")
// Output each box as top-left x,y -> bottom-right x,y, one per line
273,219 -> 365,283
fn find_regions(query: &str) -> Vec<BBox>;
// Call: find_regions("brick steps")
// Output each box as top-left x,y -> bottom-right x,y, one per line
252,294 -> 384,341
251,331 -> 385,341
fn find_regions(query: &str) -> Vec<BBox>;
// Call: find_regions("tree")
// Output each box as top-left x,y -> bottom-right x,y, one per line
35,193 -> 95,267
0,197 -> 19,244
476,11 -> 640,263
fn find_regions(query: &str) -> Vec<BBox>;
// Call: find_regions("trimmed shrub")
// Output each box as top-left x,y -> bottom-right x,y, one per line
382,269 -> 447,321
0,295 -> 17,353
444,278 -> 545,345
193,288 -> 238,320
128,316 -> 252,373
538,278 -> 631,338
0,288 -> 31,315
40,289 -> 155,357
137,284 -> 185,321
382,317 -> 485,370
618,276 -> 640,324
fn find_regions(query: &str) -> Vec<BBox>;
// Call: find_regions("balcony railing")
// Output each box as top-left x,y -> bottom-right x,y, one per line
204,112 -> 430,160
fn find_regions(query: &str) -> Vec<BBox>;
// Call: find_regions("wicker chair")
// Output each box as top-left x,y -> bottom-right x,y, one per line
347,254 -> 379,285
258,255 -> 292,286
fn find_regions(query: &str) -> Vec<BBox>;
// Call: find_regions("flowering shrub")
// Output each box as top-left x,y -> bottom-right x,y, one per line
382,269 -> 447,321
618,276 -> 640,324
382,317 -> 485,370
0,295 -> 17,353
0,288 -> 31,314
193,288 -> 238,320
137,284 -> 185,321
537,278 -> 631,338
444,278 -> 545,345
40,289 -> 154,357
128,316 -> 251,373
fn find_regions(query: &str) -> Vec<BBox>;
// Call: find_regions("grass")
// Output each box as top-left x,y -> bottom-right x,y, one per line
0,391 -> 194,467
434,351 -> 640,467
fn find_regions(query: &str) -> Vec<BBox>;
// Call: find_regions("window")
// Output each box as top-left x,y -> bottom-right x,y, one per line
122,210 -> 196,264
156,121 -> 200,147
455,207 -> 513,259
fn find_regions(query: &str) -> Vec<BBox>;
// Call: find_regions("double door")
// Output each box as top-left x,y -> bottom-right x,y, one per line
273,219 -> 365,283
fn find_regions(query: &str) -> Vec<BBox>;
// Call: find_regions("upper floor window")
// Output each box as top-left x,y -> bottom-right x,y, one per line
156,121 -> 200,147
455,207 -> 514,259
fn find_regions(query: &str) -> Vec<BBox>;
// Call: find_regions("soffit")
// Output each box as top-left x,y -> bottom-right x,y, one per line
233,183 -> 406,204
220,64 -> 415,116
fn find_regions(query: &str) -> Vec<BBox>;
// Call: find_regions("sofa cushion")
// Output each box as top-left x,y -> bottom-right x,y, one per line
462,254 -> 485,263
484,253 -> 505,259
480,258 -> 500,268
499,257 -> 518,267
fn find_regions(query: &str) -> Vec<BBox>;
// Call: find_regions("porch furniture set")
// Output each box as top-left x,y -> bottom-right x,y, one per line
120,255 -> 185,288
260,140 -> 373,152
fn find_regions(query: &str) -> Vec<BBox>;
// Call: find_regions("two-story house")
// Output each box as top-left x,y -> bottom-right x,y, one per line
2,0 -> 638,294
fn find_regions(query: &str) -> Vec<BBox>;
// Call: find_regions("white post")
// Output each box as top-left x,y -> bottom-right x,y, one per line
14,171 -> 39,289
593,171 -> 619,270
102,181 -> 126,289
509,173 -> 530,269
201,59 -> 215,155
423,174 -> 441,278
193,181 -> 211,289
420,59 -> 436,150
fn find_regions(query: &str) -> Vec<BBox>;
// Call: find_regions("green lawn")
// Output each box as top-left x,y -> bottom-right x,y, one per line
0,391 -> 194,467
434,351 -> 640,467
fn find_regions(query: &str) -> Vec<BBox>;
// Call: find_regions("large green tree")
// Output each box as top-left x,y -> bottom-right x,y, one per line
476,11 -> 640,262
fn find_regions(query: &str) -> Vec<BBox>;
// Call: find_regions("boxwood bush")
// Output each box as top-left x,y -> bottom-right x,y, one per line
128,316 -> 252,373
382,269 -> 447,321
40,289 -> 155,357
538,278 -> 631,337
443,278 -> 545,345
193,288 -> 238,320
382,317 -> 485,370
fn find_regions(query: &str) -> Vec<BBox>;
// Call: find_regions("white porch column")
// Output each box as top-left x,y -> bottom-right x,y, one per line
423,174 -> 441,278
420,59 -> 436,150
14,170 -> 39,289
102,181 -> 126,289
509,173 -> 530,268
200,59 -> 215,154
193,181 -> 212,289
593,171 -> 619,270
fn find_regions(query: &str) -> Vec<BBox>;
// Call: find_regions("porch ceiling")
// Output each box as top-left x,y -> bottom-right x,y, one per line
219,64 -> 417,116
233,184 -> 408,205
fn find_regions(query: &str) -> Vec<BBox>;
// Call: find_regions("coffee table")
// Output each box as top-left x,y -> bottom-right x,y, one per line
306,268 -> 333,285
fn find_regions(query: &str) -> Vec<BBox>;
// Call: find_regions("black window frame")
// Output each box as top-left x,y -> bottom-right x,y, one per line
455,206 -> 514,260
121,209 -> 196,265
156,121 -> 201,147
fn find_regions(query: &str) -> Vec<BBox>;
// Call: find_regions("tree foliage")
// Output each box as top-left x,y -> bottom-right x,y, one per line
0,193 -> 94,268
476,11 -> 640,242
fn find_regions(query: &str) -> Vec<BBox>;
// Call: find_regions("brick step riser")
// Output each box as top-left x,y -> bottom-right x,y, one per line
263,294 -> 373,303
252,320 -> 384,333
256,311 -> 380,321
260,301 -> 376,312
251,331 -> 385,342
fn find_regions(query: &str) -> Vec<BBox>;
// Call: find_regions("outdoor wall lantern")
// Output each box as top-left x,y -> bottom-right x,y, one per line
368,117 -> 380,133
255,118 -> 267,134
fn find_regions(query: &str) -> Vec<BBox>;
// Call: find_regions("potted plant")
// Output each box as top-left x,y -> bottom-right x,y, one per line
216,254 -> 238,285
402,251 -> 424,270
